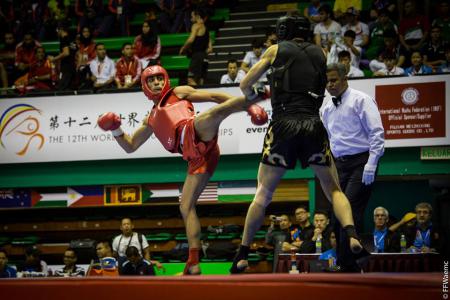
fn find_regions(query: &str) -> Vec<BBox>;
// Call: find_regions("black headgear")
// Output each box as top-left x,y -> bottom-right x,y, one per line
276,15 -> 310,41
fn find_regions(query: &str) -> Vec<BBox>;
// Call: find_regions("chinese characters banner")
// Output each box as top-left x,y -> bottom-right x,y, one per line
376,82 -> 445,140
0,75 -> 449,164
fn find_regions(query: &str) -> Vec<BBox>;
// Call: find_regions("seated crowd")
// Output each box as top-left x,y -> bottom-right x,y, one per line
0,201 -> 441,278
1,0 -> 449,96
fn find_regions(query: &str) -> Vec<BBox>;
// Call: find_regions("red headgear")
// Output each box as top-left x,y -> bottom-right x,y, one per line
141,65 -> 171,102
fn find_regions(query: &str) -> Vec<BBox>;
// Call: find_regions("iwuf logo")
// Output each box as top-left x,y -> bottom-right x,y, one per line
0,104 -> 45,156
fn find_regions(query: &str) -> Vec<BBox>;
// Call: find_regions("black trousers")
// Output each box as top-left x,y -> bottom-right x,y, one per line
333,151 -> 374,271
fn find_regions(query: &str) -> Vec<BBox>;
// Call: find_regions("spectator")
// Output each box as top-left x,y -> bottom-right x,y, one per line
338,50 -> 364,77
265,214 -> 293,272
101,0 -> 134,37
362,207 -> 399,253
47,0 -> 71,40
88,240 -> 119,276
240,38 -> 266,82
264,28 -> 277,48
53,248 -> 85,277
437,46 -> 450,73
180,9 -> 212,86
333,0 -> 362,22
15,32 -> 41,75
432,0 -> 450,42
133,21 -> 161,69
327,30 -> 361,68
75,0 -> 104,36
398,0 -> 430,61
0,63 -> 7,93
301,211 -> 334,254
121,246 -> 155,276
159,0 -> 186,33
404,51 -> 433,76
14,0 -> 49,42
366,8 -> 398,61
76,26 -> 96,89
220,59 -> 245,84
0,1 -> 14,38
18,245 -> 49,277
96,240 -> 114,259
423,26 -> 447,71
304,0 -> 323,28
89,43 -> 116,90
0,32 -> 17,86
143,3 -> 160,34
341,7 -> 369,48
373,51 -> 405,76
314,4 -> 342,52
369,28 -> 406,72
76,26 -> 97,71
318,231 -> 337,265
0,248 -> 17,278
282,206 -> 314,253
49,22 -> 76,91
14,47 -> 55,92
115,43 -> 142,89
369,0 -> 397,23
401,202 -> 440,253
112,218 -> 151,266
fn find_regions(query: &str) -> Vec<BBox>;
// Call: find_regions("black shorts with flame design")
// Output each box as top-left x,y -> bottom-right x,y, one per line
260,117 -> 331,169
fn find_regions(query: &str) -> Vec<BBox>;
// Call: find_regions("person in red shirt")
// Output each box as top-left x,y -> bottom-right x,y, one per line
398,0 -> 430,64
15,47 -> 54,92
98,65 -> 269,275
133,21 -> 161,68
115,43 -> 142,89
15,32 -> 41,74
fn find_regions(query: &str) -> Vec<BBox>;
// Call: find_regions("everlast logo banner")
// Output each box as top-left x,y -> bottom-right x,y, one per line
376,82 -> 445,140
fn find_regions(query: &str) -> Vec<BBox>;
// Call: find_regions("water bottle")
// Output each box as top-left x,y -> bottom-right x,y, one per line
315,234 -> 322,254
289,247 -> 299,274
400,234 -> 407,253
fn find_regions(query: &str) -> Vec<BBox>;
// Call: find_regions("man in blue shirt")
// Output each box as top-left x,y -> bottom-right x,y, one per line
403,202 -> 440,253
362,207 -> 399,253
0,248 -> 17,278
320,63 -> 385,271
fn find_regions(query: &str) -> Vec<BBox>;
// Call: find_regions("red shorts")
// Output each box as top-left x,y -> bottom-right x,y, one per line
181,118 -> 220,175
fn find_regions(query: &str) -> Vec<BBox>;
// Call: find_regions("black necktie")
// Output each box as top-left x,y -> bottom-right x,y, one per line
332,95 -> 342,107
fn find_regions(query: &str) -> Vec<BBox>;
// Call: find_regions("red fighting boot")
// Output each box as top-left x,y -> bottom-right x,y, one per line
183,248 -> 201,275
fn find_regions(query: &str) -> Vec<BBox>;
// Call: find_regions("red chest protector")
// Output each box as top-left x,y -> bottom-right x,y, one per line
147,89 -> 195,152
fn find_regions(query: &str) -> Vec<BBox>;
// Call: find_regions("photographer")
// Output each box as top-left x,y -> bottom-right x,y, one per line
265,214 -> 292,272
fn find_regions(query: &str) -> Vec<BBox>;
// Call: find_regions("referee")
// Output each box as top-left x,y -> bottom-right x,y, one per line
320,63 -> 385,272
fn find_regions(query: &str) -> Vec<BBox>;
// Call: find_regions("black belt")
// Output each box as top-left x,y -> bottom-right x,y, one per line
334,151 -> 369,162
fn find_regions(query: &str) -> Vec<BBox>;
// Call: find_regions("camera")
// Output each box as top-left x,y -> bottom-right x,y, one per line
270,215 -> 282,222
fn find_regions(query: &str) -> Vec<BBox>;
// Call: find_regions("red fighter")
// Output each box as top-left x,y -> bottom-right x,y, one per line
98,65 -> 269,275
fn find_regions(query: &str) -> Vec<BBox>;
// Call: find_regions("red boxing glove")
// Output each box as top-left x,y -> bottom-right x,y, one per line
247,104 -> 268,126
97,112 -> 121,131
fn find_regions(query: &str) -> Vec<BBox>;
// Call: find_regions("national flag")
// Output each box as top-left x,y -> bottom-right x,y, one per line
218,181 -> 256,203
142,183 -> 180,203
104,185 -> 142,206
0,189 -> 32,208
68,186 -> 104,207
32,187 -> 68,208
197,182 -> 218,203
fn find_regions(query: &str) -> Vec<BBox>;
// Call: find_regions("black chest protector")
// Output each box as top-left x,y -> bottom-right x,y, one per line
270,40 -> 327,119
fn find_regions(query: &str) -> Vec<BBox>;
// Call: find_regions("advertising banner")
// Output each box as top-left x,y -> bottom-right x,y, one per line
1,75 -> 449,164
